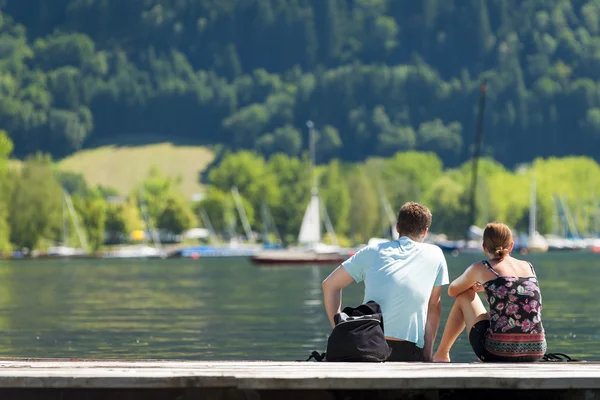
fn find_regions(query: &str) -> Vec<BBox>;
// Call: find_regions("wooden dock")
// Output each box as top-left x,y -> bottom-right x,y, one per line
0,359 -> 597,399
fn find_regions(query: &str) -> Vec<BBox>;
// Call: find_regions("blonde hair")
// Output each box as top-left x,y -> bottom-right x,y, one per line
483,222 -> 513,259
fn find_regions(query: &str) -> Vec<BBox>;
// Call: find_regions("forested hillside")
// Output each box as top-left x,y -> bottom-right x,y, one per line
2,0 -> 600,166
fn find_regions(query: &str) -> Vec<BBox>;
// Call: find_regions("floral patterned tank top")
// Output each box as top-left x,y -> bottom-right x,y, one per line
482,260 -> 547,358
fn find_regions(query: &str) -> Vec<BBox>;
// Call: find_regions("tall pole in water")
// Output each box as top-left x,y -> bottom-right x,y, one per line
467,80 -> 487,239
307,120 -> 317,194
529,171 -> 536,239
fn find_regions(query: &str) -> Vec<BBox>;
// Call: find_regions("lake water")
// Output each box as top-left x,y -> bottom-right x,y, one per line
0,252 -> 597,362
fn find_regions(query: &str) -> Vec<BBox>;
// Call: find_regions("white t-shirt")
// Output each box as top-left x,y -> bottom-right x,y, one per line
342,236 -> 449,347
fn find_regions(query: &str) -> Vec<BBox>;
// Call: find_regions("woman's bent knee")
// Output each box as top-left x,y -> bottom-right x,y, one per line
456,290 -> 488,323
456,289 -> 478,302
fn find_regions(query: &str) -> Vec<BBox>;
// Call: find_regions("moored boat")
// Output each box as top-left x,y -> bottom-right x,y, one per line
251,121 -> 350,266
250,249 -> 348,265
103,244 -> 167,259
170,243 -> 264,258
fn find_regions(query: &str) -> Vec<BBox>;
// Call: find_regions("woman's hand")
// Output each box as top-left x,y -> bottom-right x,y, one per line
448,264 -> 483,297
471,282 -> 484,293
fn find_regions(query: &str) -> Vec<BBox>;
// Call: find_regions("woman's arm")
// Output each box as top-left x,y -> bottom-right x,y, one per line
447,264 -> 482,297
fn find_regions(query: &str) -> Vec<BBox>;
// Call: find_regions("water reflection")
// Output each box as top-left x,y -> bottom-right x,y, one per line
0,252 -> 597,361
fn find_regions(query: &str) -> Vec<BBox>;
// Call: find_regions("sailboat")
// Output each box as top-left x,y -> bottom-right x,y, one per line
251,121 -> 349,265
260,199 -> 283,249
225,185 -> 265,255
103,186 -> 166,259
519,172 -> 548,253
544,194 -> 588,252
366,185 -> 399,246
170,187 -> 266,258
46,191 -> 88,258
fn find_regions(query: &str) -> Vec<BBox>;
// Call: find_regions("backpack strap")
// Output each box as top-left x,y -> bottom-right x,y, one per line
302,351 -> 326,362
542,352 -> 582,362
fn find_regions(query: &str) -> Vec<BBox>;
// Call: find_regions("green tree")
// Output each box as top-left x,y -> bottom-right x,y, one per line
4,0 -> 600,184
222,104 -> 270,148
194,187 -> 230,238
382,151 -> 444,206
267,153 -> 311,241
0,200 -> 10,255
417,119 -> 463,162
0,131 -> 14,254
105,198 -> 144,237
136,166 -> 182,226
256,124 -> 302,157
105,204 -> 127,236
317,125 -> 343,161
79,192 -> 107,252
157,195 -> 197,234
372,106 -> 417,156
422,175 -> 468,238
320,159 -> 350,235
347,168 -> 379,242
33,33 -> 96,71
56,170 -> 89,196
208,151 -> 280,215
69,190 -> 106,252
194,187 -> 254,239
8,153 -> 63,251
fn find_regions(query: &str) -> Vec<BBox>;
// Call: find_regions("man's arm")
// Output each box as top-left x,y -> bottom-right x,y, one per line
423,285 -> 442,362
322,266 -> 355,328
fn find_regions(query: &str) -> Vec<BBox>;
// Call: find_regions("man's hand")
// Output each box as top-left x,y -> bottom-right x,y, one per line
423,286 -> 443,361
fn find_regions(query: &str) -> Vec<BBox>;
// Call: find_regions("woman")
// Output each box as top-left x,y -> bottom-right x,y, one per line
432,222 -> 546,362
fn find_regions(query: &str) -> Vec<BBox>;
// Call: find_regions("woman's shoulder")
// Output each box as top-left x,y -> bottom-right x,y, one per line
468,260 -> 489,270
508,256 -> 535,269
464,260 -> 491,277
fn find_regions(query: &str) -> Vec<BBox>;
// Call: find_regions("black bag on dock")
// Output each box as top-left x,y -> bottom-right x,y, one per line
306,301 -> 391,362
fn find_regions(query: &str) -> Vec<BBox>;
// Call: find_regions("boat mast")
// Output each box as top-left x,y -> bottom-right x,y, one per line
261,200 -> 282,245
561,195 -> 581,238
378,182 -> 398,239
554,194 -> 580,238
529,170 -> 536,239
198,206 -> 220,244
320,197 -> 339,246
307,120 -> 317,195
63,190 -> 89,253
467,80 -> 487,240
593,192 -> 600,237
231,186 -> 255,243
296,120 -> 325,247
138,186 -> 162,252
62,194 -> 68,247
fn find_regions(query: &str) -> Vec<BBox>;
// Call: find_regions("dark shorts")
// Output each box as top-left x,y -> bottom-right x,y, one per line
469,320 -> 542,362
386,340 -> 423,362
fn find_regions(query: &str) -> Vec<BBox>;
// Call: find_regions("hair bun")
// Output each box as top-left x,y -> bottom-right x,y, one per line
494,247 -> 508,258
483,222 -> 513,259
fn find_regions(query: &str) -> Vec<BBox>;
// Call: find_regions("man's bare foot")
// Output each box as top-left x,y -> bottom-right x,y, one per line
432,352 -> 451,363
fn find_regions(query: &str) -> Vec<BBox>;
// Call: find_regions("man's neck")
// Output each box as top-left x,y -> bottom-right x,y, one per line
399,234 -> 423,243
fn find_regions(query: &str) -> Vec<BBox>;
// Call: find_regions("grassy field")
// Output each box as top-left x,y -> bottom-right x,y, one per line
7,159 -> 22,171
56,143 -> 215,198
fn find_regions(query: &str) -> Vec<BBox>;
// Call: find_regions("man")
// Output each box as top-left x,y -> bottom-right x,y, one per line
322,202 -> 449,361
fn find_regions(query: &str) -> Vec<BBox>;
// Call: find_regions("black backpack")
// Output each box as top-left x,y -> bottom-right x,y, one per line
306,301 -> 392,362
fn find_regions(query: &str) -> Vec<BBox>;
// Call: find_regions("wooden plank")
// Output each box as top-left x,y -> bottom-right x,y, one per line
0,360 -> 596,390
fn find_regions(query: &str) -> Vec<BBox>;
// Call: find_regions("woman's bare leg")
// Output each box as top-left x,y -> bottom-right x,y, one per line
432,289 -> 488,362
